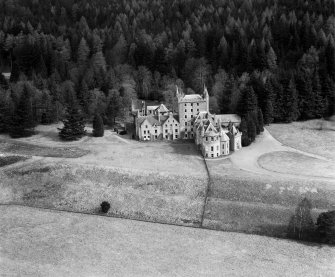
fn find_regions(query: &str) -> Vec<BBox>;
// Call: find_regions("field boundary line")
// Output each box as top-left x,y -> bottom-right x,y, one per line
200,154 -> 212,228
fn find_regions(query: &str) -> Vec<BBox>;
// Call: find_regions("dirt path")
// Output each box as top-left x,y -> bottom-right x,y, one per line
229,129 -> 335,182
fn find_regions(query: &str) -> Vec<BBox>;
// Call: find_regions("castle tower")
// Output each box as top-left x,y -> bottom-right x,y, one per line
177,85 -> 209,139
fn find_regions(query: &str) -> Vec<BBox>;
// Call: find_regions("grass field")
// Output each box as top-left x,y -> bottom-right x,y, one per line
267,120 -> 335,160
258,151 -> 335,179
204,159 -> 335,237
1,122 -> 334,241
1,206 -> 334,277
1,162 -> 207,226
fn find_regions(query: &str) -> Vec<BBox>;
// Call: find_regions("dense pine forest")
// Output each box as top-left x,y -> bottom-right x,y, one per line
0,0 -> 334,141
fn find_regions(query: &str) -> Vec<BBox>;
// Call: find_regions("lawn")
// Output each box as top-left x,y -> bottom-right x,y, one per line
204,159 -> 335,238
1,162 -> 208,226
1,206 -> 334,277
258,151 -> 335,179
267,120 -> 335,160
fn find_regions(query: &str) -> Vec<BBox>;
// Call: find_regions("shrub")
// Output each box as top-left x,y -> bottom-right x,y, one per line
100,201 -> 110,213
316,211 -> 335,244
93,113 -> 104,137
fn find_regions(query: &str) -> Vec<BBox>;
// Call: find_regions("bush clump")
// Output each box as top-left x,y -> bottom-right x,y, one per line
100,201 -> 110,213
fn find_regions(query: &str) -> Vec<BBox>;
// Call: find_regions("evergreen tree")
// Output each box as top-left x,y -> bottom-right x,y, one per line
239,117 -> 250,146
263,80 -> 275,125
92,113 -> 104,137
316,211 -> 335,244
246,113 -> 256,143
238,85 -> 258,116
9,84 -> 35,138
58,105 -> 86,141
257,109 -> 264,132
284,77 -> 299,122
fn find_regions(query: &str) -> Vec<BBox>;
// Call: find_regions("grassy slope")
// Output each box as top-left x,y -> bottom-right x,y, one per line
267,120 -> 335,160
0,163 -> 207,226
204,159 -> 335,237
258,151 -> 335,178
1,206 -> 334,277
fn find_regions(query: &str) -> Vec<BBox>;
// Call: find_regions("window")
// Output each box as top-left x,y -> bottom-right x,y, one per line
197,103 -> 199,106
165,130 -> 168,133
191,103 -> 193,106
185,122 -> 187,126
184,104 -> 186,106
211,154 -> 214,157
185,109 -> 187,112
144,130 -> 146,134
191,122 -> 193,126
211,146 -> 214,151
191,128 -> 193,132
175,129 -> 178,132
206,137 -> 208,141
217,153 -> 219,157
145,125 -> 148,128
170,124 -> 172,127
185,134 -> 188,138
143,136 -> 146,139
175,124 -> 177,126
222,144 -> 224,149
155,130 -> 157,134
175,135 -> 178,139
211,137 -> 214,141
165,135 -> 168,139
191,134 -> 193,138
191,109 -> 193,112
191,115 -> 193,118
185,115 -> 187,118
155,135 -> 157,139
197,109 -> 199,112
206,153 -> 208,157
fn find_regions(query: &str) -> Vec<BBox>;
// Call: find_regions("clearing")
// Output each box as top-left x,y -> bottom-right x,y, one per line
267,119 -> 335,160
0,205 -> 334,277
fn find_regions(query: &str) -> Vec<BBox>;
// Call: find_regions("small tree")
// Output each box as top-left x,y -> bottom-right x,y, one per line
287,198 -> 315,241
100,201 -> 110,213
58,105 -> 86,141
316,211 -> 335,244
92,113 -> 104,137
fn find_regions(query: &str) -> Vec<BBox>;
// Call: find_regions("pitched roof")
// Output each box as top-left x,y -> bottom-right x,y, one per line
180,94 -> 204,102
214,114 -> 241,124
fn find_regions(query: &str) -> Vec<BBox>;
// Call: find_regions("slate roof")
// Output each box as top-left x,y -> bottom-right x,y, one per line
214,114 -> 241,124
179,94 -> 204,102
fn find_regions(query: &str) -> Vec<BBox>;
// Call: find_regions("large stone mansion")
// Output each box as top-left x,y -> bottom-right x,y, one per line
134,86 -> 242,158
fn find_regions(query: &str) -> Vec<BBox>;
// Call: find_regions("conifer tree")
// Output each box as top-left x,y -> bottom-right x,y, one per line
58,105 -> 86,141
257,109 -> 264,132
9,84 -> 35,138
239,117 -> 250,146
92,113 -> 104,137
284,77 -> 299,122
